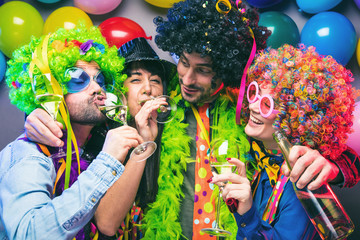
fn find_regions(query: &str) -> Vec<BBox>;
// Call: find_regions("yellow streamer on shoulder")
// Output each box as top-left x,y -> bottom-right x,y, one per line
29,34 -> 81,190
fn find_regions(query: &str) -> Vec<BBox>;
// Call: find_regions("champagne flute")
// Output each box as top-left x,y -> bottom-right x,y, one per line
138,93 -> 177,124
99,85 -> 157,162
32,74 -> 67,158
201,139 -> 240,237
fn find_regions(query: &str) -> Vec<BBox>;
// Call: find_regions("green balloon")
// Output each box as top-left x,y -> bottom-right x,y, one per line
259,11 -> 300,49
0,1 -> 44,58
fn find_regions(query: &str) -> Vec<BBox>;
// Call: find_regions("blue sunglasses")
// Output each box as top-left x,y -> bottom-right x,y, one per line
65,67 -> 107,93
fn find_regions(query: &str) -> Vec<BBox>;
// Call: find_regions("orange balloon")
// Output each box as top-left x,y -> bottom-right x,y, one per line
145,0 -> 184,8
43,6 -> 93,34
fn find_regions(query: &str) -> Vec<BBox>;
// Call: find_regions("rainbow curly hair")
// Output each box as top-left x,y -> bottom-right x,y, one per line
247,44 -> 358,160
153,0 -> 270,88
6,26 -> 127,115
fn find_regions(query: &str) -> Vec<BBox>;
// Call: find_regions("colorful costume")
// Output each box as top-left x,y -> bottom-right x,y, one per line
1,26 -> 126,240
142,88 -> 250,239
234,139 -> 320,239
240,44 -> 359,240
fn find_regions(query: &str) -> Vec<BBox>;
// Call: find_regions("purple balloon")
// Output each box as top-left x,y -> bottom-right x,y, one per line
355,0 -> 360,9
247,0 -> 283,8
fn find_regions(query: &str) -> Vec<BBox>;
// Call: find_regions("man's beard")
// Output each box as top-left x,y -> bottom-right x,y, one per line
179,78 -> 214,104
68,98 -> 107,125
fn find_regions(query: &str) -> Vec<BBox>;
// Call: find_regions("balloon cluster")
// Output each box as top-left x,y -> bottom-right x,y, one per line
255,0 -> 357,66
250,0 -> 359,154
0,0 -> 152,83
0,2 -> 94,59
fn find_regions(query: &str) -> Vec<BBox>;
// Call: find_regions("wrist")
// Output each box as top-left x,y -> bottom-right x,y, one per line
329,161 -> 343,185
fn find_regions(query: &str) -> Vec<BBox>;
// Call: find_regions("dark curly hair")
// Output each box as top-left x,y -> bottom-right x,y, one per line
154,0 -> 271,88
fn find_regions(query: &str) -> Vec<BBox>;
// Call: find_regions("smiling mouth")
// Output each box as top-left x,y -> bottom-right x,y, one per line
250,114 -> 264,125
182,85 -> 200,94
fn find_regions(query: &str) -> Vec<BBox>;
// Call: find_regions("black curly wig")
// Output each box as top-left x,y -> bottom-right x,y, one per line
154,0 -> 271,88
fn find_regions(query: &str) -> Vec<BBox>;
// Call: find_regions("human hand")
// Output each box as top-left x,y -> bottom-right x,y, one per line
211,158 -> 253,215
102,126 -> 143,163
282,145 -> 339,190
24,108 -> 64,147
135,97 -> 166,141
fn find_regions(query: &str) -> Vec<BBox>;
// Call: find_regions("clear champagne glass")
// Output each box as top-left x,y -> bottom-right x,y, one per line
32,74 -> 66,158
138,93 -> 177,124
99,85 -> 157,162
201,139 -> 240,237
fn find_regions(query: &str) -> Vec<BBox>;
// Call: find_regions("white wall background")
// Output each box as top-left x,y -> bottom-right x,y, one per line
0,0 -> 360,238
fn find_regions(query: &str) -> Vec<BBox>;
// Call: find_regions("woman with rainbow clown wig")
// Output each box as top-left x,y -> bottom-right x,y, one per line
211,44 -> 358,239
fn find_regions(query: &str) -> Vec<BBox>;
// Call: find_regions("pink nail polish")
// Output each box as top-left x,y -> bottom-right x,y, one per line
226,158 -> 231,161
207,177 -> 213,183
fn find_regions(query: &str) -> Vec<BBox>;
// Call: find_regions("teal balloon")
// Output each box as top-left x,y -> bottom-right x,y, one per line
301,12 -> 356,65
296,0 -> 342,14
259,11 -> 300,49
0,51 -> 5,82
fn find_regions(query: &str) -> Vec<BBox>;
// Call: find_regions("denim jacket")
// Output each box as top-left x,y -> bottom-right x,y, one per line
0,134 -> 125,240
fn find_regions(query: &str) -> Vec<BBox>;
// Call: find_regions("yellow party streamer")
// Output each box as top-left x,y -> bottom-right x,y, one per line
29,35 -> 81,189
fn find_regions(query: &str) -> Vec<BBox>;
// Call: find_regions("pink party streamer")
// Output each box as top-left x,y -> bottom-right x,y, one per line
236,36 -> 256,125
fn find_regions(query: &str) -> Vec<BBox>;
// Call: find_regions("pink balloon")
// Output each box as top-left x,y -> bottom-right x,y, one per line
74,0 -> 122,15
347,103 -> 360,155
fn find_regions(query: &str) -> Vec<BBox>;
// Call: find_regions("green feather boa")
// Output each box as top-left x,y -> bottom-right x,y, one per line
141,85 -> 251,239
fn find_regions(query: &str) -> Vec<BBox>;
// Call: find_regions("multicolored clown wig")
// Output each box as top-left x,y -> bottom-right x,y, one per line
247,44 -> 358,161
6,26 -> 126,115
153,0 -> 270,88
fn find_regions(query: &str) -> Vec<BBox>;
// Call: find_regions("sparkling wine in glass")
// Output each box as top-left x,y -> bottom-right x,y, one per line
201,139 -> 239,237
138,94 -> 177,124
32,74 -> 66,158
100,85 -> 157,162
36,93 -> 63,120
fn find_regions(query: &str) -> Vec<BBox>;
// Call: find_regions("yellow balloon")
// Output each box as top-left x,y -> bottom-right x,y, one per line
0,1 -> 44,58
43,6 -> 93,34
145,0 -> 184,8
357,38 -> 360,68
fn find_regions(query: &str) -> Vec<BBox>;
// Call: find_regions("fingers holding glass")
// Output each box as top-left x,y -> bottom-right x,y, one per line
137,91 -> 177,124
201,139 -> 240,237
100,85 -> 157,162
151,95 -> 177,123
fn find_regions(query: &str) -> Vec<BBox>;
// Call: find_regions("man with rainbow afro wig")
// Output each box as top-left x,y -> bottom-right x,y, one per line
0,26 -> 145,240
